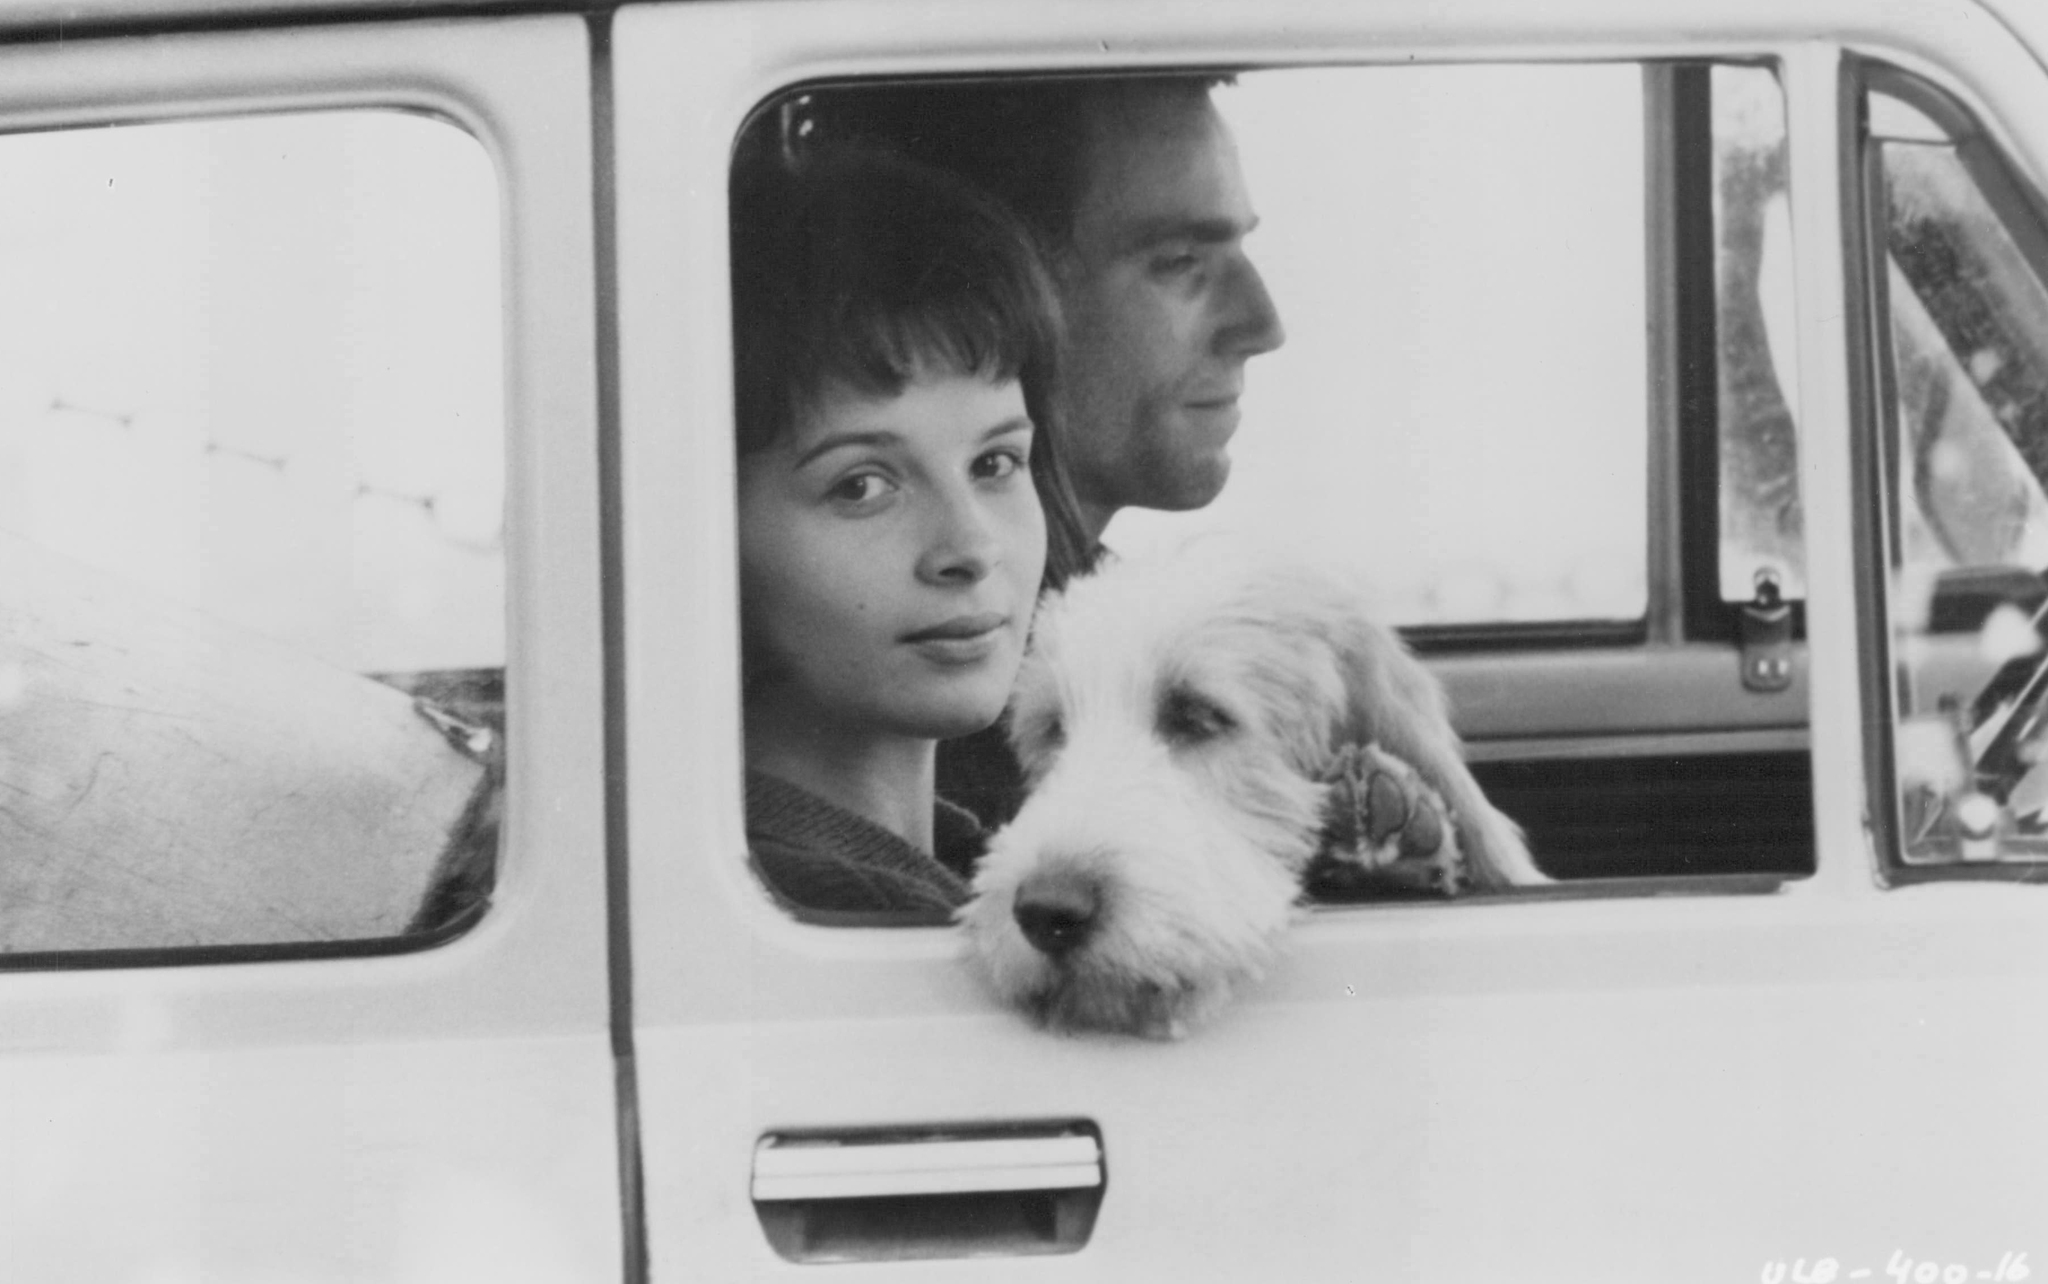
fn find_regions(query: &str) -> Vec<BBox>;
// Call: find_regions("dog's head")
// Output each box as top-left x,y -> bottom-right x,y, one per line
960,543 -> 1423,1038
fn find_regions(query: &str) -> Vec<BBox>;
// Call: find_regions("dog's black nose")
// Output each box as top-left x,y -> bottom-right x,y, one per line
1012,871 -> 1101,956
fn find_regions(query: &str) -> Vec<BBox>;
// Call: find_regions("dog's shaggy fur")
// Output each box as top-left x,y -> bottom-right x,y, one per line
960,543 -> 1544,1038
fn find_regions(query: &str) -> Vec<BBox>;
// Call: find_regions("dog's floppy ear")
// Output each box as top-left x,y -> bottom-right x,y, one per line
1004,581 -> 1073,785
1302,574 -> 1547,890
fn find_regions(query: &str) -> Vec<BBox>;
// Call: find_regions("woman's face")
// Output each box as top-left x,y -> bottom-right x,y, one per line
739,371 -> 1048,745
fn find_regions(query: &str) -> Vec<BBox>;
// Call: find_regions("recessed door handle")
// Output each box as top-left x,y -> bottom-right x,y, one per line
752,1123 -> 1105,1263
753,1130 -> 1101,1200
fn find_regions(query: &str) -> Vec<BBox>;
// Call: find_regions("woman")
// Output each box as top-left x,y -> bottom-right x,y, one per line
729,145 -> 1090,917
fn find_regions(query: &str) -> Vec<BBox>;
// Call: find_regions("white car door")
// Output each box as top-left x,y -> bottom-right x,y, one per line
614,1 -> 2048,1278
0,13 -> 621,1281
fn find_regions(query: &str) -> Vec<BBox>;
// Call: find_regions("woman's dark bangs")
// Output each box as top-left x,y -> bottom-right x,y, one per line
830,295 -> 1037,396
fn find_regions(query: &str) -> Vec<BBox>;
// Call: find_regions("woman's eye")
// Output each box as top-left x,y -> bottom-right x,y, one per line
972,448 -> 1027,482
827,472 -> 892,504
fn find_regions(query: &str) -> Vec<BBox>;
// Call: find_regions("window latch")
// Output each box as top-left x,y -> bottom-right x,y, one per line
1738,572 -> 1794,693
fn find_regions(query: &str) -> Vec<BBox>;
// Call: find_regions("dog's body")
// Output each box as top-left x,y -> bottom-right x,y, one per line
960,543 -> 1544,1038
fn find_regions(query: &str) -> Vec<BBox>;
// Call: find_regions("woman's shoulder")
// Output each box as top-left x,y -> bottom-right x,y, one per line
745,770 -> 972,916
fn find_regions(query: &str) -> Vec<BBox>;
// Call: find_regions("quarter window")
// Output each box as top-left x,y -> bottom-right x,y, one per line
1869,75 -> 2048,872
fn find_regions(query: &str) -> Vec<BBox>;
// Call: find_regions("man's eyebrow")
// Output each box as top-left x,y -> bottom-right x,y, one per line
1120,214 -> 1259,252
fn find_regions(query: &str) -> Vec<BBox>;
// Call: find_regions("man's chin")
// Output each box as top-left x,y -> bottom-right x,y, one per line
1140,452 -> 1231,512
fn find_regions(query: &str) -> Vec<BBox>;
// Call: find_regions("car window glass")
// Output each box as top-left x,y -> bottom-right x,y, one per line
1870,81 -> 2048,871
1715,64 -> 1805,604
0,111 -> 504,956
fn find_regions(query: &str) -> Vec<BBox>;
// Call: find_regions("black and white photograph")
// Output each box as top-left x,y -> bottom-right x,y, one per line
4,1 -> 2048,1280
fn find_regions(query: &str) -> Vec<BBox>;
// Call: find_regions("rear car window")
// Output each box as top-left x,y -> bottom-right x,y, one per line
0,110 -> 504,957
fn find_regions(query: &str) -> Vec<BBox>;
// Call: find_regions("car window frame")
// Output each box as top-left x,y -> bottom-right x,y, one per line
0,18 -> 603,976
1852,54 -> 2048,887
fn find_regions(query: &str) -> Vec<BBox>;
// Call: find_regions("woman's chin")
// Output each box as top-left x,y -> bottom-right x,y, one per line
891,657 -> 1018,741
907,692 -> 1010,742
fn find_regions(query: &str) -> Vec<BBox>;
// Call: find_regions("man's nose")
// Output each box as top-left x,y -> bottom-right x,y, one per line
914,484 -> 999,585
1214,253 -> 1285,358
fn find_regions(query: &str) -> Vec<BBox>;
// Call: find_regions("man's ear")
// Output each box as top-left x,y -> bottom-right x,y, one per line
1045,228 -> 1102,291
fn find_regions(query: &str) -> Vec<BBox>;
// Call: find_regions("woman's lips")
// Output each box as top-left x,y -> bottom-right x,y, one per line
903,613 -> 1009,665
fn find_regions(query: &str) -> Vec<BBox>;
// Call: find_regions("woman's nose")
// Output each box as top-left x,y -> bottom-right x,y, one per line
915,486 -> 998,585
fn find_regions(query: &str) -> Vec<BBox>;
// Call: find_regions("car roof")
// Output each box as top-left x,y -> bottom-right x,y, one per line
0,0 -> 591,37
0,0 -> 2023,66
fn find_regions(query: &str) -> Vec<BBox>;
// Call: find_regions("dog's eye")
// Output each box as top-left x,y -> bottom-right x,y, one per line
1028,713 -> 1064,756
1018,711 -> 1062,764
1158,686 -> 1236,746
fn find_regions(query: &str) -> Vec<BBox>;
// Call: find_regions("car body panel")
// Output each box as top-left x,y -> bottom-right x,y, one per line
613,0 -> 2048,1278
0,16 -> 621,1283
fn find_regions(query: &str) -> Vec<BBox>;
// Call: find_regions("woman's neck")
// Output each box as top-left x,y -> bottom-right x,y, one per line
744,702 -> 937,852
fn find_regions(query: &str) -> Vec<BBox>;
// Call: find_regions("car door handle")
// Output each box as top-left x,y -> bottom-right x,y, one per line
751,1122 -> 1104,1262
753,1129 -> 1101,1200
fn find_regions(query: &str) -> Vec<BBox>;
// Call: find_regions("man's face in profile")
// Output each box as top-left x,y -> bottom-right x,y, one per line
1053,85 -> 1285,534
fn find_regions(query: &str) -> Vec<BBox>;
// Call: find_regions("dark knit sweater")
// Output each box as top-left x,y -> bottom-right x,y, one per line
935,716 -> 1029,829
745,770 -> 983,922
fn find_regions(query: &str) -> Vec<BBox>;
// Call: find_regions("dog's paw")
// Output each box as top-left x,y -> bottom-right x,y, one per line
1306,742 -> 1468,898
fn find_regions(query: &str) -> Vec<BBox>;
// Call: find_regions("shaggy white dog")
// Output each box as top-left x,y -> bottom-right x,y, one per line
960,543 -> 1544,1038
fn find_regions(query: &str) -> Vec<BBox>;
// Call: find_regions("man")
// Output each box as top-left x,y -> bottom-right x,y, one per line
827,75 -> 1286,544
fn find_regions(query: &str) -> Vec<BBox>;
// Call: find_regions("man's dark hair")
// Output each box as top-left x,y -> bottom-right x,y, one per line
729,142 -> 1093,587
789,75 -> 1229,253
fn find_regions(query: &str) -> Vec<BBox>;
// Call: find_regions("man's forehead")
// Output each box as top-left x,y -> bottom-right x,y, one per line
1070,85 -> 1255,250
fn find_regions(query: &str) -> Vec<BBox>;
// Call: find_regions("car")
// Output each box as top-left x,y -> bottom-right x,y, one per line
6,0 -> 2048,1279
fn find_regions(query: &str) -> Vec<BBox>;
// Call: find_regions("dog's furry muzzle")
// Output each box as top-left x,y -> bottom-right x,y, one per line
961,733 -> 1313,1040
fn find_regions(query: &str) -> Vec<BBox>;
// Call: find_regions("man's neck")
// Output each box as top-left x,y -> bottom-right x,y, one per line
1076,495 -> 1117,548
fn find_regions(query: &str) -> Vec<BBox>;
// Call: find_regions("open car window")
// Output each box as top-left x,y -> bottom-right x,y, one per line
730,61 -> 1819,926
1103,67 -> 1649,629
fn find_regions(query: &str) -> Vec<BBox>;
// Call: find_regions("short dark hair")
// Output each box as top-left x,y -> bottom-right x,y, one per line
729,142 -> 1094,586
794,75 -> 1229,252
